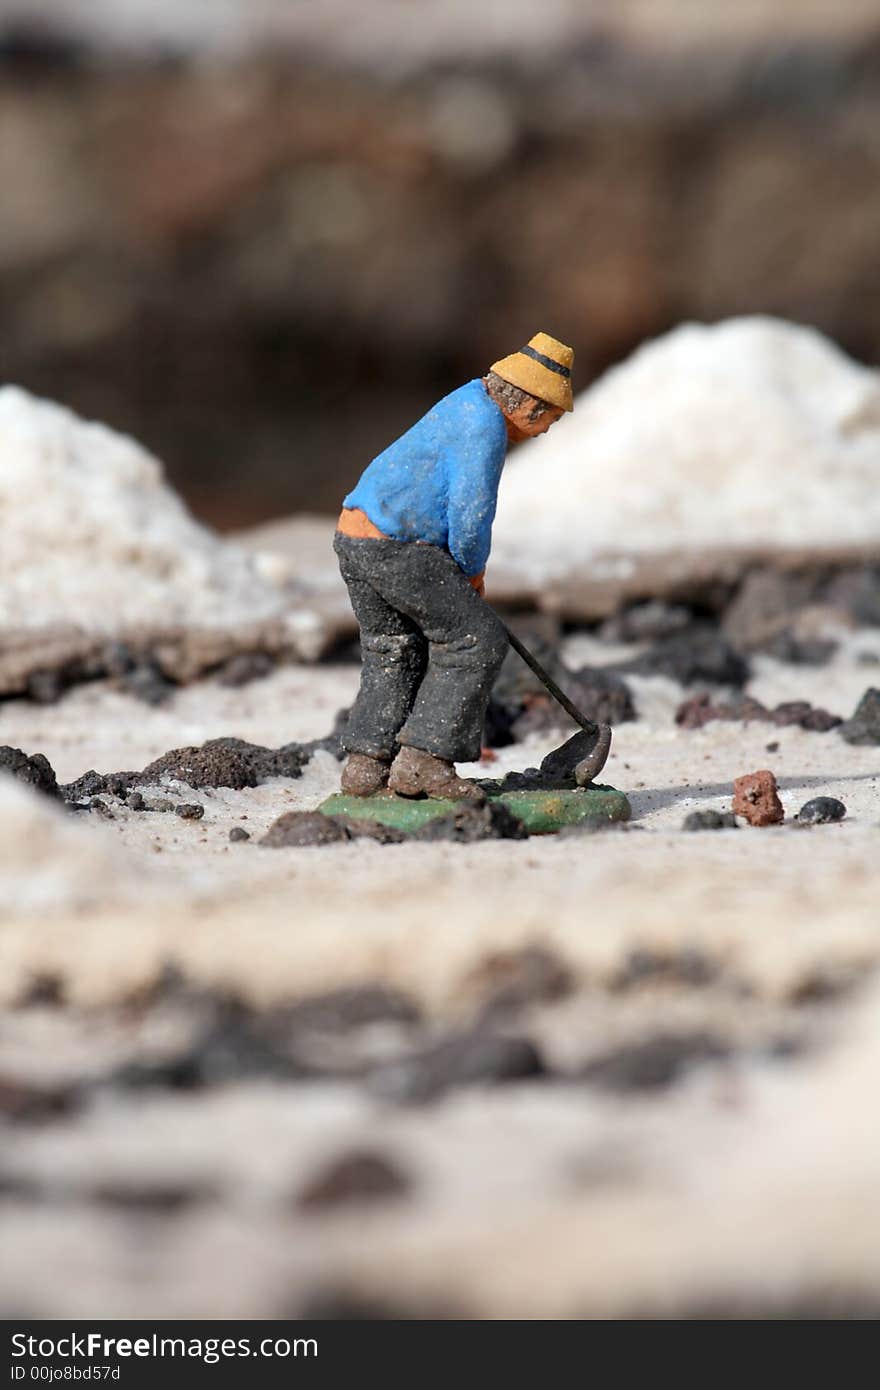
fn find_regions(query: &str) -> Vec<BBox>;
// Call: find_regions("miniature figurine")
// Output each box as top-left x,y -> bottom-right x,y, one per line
334,333 -> 573,800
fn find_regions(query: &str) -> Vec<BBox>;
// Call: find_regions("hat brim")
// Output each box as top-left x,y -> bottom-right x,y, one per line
490,351 -> 574,411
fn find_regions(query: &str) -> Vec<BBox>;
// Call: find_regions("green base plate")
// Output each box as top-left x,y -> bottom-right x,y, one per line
318,785 -> 631,836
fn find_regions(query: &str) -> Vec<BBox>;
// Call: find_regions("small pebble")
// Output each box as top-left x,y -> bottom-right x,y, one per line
796,797 -> 847,825
175,803 -> 205,820
143,797 -> 174,813
296,1150 -> 410,1211
765,741 -> 779,753
682,810 -> 737,832
229,826 -> 250,843
126,791 -> 145,811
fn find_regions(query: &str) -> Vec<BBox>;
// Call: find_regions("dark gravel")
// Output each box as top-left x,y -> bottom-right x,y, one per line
143,738 -> 296,790
296,1150 -> 411,1211
0,746 -> 60,799
613,623 -> 749,687
370,1030 -> 545,1103
55,729 -> 343,808
0,1074 -> 78,1123
411,800 -> 529,843
217,653 -> 276,687
60,769 -> 140,802
676,693 -> 841,732
682,809 -> 739,831
579,1032 -> 731,1092
612,949 -> 720,991
469,946 -> 573,1016
599,601 -> 694,643
262,811 -> 350,847
111,1013 -> 300,1091
117,661 -> 175,706
278,985 -> 421,1033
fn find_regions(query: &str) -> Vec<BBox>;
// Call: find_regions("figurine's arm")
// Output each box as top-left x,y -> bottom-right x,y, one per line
445,446 -> 504,583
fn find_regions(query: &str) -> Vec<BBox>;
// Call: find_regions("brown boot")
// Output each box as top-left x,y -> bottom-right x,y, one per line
388,745 -> 485,803
340,753 -> 390,797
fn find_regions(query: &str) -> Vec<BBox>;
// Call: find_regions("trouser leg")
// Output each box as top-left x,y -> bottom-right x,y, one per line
339,539 -> 508,764
335,535 -> 428,760
397,557 -> 508,762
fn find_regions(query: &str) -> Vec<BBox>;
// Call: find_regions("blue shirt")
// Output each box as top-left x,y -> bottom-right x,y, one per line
343,379 -> 508,577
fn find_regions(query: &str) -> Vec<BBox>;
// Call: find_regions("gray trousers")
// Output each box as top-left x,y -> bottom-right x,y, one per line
334,533 -> 508,764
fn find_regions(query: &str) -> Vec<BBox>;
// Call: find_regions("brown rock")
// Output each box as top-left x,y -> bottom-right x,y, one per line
732,769 -> 785,827
296,1150 -> 411,1211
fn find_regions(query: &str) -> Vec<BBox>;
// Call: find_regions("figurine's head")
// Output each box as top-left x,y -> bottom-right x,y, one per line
485,332 -> 573,442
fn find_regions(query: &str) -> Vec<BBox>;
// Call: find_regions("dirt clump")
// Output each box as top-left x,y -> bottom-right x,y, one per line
141,737 -> 310,790
469,946 -> 573,1016
677,693 -> 841,732
580,1032 -> 731,1092
612,948 -> 720,990
411,801 -> 528,843
262,812 -> 350,847
296,1150 -> 411,1211
370,1030 -> 545,1104
0,745 -> 59,799
0,1073 -> 78,1122
261,811 -> 407,847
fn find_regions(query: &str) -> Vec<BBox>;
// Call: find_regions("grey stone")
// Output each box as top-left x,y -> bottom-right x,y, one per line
838,688 -> 880,745
796,797 -> 847,825
683,809 -> 738,831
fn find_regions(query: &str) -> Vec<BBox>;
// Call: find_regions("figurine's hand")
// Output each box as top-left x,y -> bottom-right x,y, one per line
468,571 -> 486,597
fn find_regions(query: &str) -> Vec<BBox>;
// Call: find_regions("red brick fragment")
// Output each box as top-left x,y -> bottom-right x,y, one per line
732,769 -> 785,826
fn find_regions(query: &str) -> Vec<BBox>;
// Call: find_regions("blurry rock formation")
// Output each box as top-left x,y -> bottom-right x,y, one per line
1,1 -> 879,524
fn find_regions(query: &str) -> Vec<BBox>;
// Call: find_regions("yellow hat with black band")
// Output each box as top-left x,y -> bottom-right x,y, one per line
490,332 -> 574,412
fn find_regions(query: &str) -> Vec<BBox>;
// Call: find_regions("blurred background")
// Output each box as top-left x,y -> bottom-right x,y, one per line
1,0 -> 879,526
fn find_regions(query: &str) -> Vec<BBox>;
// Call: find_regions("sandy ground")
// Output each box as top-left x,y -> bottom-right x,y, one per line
1,631 -> 879,1317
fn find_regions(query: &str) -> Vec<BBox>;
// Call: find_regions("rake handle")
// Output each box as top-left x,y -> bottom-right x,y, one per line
502,624 -> 601,738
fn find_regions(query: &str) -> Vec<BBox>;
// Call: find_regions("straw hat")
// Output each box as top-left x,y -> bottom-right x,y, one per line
490,332 -> 574,411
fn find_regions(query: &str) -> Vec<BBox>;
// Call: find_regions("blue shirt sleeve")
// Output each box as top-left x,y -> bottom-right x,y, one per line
444,396 -> 508,576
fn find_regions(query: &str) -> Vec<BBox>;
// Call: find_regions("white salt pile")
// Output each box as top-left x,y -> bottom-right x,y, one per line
492,317 -> 880,584
0,386 -> 285,632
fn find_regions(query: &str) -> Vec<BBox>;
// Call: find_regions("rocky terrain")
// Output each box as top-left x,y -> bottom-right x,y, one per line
1,323 -> 879,1318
